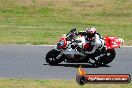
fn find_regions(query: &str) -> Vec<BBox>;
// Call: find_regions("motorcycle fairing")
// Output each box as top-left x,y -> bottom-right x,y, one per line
104,36 -> 122,49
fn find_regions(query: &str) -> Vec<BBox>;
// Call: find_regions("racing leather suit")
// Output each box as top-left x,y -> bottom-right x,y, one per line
68,29 -> 105,55
85,33 -> 105,54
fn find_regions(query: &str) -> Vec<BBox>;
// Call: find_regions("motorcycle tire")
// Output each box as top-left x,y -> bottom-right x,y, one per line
45,49 -> 63,65
97,49 -> 116,66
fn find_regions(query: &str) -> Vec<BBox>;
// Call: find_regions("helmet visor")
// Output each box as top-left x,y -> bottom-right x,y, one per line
87,33 -> 95,38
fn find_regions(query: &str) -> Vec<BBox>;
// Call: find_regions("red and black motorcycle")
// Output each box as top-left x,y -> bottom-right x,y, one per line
45,29 -> 124,66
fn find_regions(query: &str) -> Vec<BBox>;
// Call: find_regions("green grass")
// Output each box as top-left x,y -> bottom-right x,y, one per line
0,79 -> 132,88
0,0 -> 132,45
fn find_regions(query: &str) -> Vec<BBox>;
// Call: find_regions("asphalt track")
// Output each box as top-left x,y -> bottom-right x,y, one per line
0,45 -> 132,79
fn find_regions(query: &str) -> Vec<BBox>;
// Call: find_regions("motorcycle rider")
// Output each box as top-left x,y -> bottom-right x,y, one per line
67,27 -> 106,55
84,27 -> 106,55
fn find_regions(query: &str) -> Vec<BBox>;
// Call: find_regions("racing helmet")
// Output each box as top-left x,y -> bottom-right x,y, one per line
85,27 -> 96,41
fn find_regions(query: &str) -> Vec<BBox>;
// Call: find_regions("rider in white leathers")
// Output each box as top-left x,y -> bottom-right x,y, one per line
84,27 -> 105,54
68,27 -> 105,55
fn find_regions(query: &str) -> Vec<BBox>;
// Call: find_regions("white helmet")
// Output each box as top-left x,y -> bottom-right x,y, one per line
85,27 -> 96,41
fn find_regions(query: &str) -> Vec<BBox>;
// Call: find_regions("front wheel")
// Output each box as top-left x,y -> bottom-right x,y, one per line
45,49 -> 63,65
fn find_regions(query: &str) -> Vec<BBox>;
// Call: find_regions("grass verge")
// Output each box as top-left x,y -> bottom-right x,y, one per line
0,0 -> 132,45
0,79 -> 132,88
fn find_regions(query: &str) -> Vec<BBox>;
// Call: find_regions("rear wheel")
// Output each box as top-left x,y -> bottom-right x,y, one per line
97,49 -> 116,66
45,49 -> 63,65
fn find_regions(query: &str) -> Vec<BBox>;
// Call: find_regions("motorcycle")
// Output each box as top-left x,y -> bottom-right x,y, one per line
45,28 -> 124,66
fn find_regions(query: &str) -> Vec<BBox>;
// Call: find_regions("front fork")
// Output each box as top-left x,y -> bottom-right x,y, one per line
56,52 -> 63,59
54,47 -> 63,59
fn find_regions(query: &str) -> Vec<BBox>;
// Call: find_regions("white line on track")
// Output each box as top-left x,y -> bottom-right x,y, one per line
0,44 -> 131,48
35,45 -> 132,47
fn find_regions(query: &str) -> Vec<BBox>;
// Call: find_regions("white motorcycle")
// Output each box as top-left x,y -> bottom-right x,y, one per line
45,28 -> 123,66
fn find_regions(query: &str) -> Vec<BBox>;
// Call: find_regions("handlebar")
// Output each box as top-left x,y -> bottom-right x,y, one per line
66,28 -> 77,37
